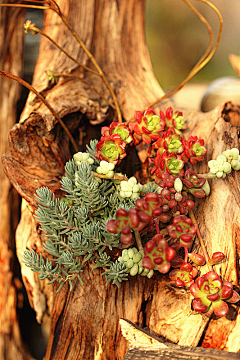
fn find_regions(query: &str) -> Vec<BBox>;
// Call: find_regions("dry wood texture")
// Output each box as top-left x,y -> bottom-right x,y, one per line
1,0 -> 240,359
0,2 -> 35,359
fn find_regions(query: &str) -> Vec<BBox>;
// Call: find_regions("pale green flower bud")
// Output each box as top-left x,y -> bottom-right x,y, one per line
230,148 -> 239,160
156,186 -> 163,194
141,268 -> 150,276
132,184 -> 140,193
216,154 -> 227,164
216,171 -> 223,178
126,259 -> 134,268
122,254 -> 129,262
130,264 -> 139,276
223,162 -> 231,173
127,248 -> 134,258
131,192 -> 140,201
133,252 -> 142,263
201,179 -> 210,196
120,181 -> 132,192
82,153 -> 89,160
174,178 -> 183,192
128,177 -> 137,187
106,170 -> 114,178
147,269 -> 154,279
231,160 -> 240,171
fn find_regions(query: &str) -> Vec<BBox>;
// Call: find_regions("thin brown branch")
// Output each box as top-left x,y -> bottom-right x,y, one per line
0,70 -> 79,152
0,3 -> 49,10
29,26 -> 99,76
48,0 -> 123,122
124,0 -> 223,124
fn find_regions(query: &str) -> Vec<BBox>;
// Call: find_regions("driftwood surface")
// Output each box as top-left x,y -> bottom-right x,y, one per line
120,319 -> 240,360
1,0 -> 240,359
0,2 -> 35,359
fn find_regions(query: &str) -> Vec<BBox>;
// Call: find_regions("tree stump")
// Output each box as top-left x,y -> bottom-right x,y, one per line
2,1 -> 240,359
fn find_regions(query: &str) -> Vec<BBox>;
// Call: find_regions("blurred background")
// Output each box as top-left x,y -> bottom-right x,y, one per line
24,1 -> 240,112
145,0 -> 240,110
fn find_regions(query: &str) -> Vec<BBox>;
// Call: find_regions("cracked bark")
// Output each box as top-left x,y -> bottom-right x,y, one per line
2,1 -> 240,359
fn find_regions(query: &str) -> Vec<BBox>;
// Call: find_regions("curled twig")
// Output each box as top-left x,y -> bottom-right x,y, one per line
0,70 -> 79,152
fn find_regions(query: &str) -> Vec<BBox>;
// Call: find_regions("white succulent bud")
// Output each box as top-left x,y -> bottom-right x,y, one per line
201,179 -> 210,196
174,178 -> 183,192
128,177 -> 137,188
73,152 -> 94,165
131,192 -> 140,201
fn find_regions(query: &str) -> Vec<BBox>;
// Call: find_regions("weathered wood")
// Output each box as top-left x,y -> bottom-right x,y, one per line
2,0 -> 240,359
0,2 -> 36,359
120,319 -> 240,360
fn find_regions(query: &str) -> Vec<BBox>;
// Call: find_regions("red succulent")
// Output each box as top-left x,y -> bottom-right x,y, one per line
190,271 -> 240,316
143,234 -> 176,274
95,134 -> 127,164
181,136 -> 207,166
129,108 -> 165,145
169,262 -> 198,287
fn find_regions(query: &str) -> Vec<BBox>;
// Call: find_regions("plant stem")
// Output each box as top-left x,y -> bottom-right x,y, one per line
92,172 -> 128,181
184,247 -> 188,263
50,1 -> 122,122
0,70 -> 79,152
0,3 -> 49,10
134,231 -> 143,251
154,219 -> 160,234
189,210 -> 213,271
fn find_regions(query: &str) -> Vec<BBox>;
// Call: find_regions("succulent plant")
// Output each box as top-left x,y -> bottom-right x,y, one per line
106,208 -> 147,244
188,253 -> 206,266
153,127 -> 184,156
190,271 -> 240,316
142,234 -> 176,273
208,155 -> 232,178
160,107 -> 187,134
101,122 -> 133,144
208,148 -> 240,178
169,262 -> 198,287
129,108 -> 165,145
152,152 -> 184,178
208,252 -> 226,266
118,247 -> 154,278
95,134 -> 127,164
96,160 -> 115,178
167,214 -> 198,248
135,192 -> 163,222
73,152 -> 94,165
119,177 -> 142,200
182,136 -> 207,166
183,169 -> 206,198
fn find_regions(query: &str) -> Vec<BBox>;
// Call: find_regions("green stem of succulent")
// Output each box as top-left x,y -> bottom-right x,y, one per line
134,231 -> 143,251
0,70 -> 79,152
189,210 -> 213,271
50,1 -> 122,123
